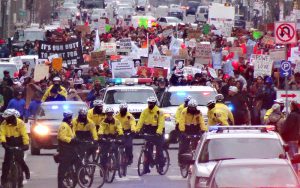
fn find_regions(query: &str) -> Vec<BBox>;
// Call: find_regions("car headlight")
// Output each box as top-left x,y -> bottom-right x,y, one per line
195,176 -> 209,188
33,124 -> 50,136
164,133 -> 170,140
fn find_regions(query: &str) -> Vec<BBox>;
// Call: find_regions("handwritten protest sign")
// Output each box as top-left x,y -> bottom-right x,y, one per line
100,42 -> 117,55
188,29 -> 201,39
251,55 -> 273,78
137,66 -> 151,77
52,57 -> 63,71
111,58 -> 135,78
148,55 -> 172,70
269,48 -> 286,62
98,19 -> 106,34
90,51 -> 106,67
34,64 -> 49,82
119,38 -> 132,53
153,67 -> 168,78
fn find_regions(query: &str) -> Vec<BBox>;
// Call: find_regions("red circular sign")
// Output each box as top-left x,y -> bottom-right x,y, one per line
276,23 -> 296,42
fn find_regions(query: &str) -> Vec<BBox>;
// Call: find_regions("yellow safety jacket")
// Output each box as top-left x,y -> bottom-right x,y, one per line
72,118 -> 98,141
136,106 -> 165,135
87,109 -> 106,130
99,118 -> 124,136
57,122 -> 75,144
175,104 -> 185,124
114,112 -> 136,132
179,108 -> 207,133
0,118 -> 29,146
207,108 -> 230,126
41,85 -> 68,102
215,103 -> 234,125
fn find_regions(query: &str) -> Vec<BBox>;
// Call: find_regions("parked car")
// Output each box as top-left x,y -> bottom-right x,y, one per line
207,159 -> 300,188
168,11 -> 184,20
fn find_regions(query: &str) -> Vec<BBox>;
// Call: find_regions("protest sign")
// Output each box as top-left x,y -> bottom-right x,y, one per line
294,59 -> 300,73
229,47 -> 243,57
34,64 -> 49,82
195,57 -> 211,65
290,47 -> 300,59
179,48 -> 189,59
183,66 -> 201,76
187,39 -> 196,48
75,25 -> 91,34
195,43 -> 211,64
188,29 -> 201,39
148,55 -> 172,70
162,29 -> 173,38
48,54 -> 59,62
98,19 -> 106,34
269,48 -> 286,62
261,35 -> 275,46
208,67 -> 218,78
212,52 -> 222,69
52,58 -> 63,71
38,39 -> 84,67
137,66 -> 151,77
111,58 -> 135,78
251,55 -> 273,78
90,51 -> 106,67
100,42 -> 117,55
119,38 -> 132,53
153,67 -> 168,78
139,18 -> 148,28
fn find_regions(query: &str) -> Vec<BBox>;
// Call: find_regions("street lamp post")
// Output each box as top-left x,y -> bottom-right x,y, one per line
1,0 -> 9,39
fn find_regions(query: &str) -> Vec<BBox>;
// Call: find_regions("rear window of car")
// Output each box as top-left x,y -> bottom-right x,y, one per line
198,138 -> 285,163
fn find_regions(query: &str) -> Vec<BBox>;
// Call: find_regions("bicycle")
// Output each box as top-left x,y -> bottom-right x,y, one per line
137,134 -> 170,176
117,131 -> 133,178
4,146 -> 23,188
178,134 -> 202,178
99,136 -> 124,183
60,140 -> 105,188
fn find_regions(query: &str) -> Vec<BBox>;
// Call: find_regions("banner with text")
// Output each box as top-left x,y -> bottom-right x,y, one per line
251,54 -> 273,78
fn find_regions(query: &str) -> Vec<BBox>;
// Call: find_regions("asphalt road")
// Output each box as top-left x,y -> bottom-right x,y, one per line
0,143 -> 187,188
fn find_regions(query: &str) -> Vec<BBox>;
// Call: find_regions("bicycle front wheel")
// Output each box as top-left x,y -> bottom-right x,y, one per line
156,149 -> 170,175
118,147 -> 127,178
77,163 -> 105,188
105,154 -> 116,183
7,163 -> 20,188
180,164 -> 189,178
63,165 -> 77,188
137,149 -> 146,176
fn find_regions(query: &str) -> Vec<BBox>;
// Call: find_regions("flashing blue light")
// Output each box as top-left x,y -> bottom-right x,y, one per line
114,78 -> 123,84
176,92 -> 186,96
52,105 -> 59,110
228,104 -> 234,111
63,105 -> 69,110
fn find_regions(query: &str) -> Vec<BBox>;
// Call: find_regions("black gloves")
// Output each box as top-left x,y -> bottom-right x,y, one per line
70,138 -> 80,145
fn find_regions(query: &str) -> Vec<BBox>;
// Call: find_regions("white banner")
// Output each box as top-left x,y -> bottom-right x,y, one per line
119,38 -> 132,53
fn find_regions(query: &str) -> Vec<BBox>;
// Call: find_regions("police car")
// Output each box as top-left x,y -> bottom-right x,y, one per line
182,126 -> 291,188
102,78 -> 158,120
160,86 -> 217,144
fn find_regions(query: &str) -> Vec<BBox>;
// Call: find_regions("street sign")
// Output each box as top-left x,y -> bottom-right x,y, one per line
275,22 -> 297,44
277,90 -> 300,103
280,60 -> 292,77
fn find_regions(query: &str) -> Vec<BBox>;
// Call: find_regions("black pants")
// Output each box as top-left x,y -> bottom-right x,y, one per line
144,135 -> 164,170
1,149 -> 29,186
123,134 -> 133,163
57,146 -> 77,188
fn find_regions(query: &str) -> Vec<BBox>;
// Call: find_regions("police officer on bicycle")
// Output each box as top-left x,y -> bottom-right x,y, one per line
114,103 -> 136,165
178,99 -> 207,164
87,100 -> 106,131
136,96 -> 165,174
57,110 -> 78,188
0,109 -> 30,187
98,107 -> 124,167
